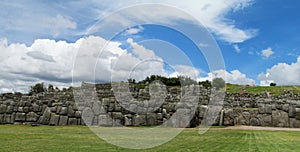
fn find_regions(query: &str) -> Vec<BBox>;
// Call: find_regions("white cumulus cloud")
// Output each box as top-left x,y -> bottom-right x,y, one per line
124,25 -> 144,35
0,36 -> 174,93
199,69 -> 255,85
233,44 -> 241,53
89,0 -> 257,43
258,56 -> 300,86
261,47 -> 274,58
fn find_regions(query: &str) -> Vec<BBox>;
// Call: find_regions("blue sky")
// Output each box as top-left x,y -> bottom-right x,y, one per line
0,0 -> 300,92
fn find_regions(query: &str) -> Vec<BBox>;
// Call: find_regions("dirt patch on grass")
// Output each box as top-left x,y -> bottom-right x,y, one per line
211,125 -> 300,131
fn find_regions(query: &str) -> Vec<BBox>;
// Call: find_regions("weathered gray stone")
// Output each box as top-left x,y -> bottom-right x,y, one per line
50,107 -> 57,112
108,103 -> 115,112
0,104 -> 7,114
258,104 -> 266,114
67,106 -> 75,117
250,118 -> 260,126
41,105 -> 48,113
223,109 -> 234,126
242,112 -> 251,120
129,104 -> 137,113
23,107 -> 29,113
133,114 -> 146,126
137,106 -> 146,114
114,104 -> 122,112
290,118 -> 300,128
234,115 -> 247,125
40,108 -> 51,125
295,108 -> 300,120
98,114 -> 113,126
146,113 -> 157,126
272,104 -> 276,110
32,104 -> 40,112
156,113 -> 163,120
1,83 -> 300,128
49,114 -> 60,126
56,106 -> 62,114
0,114 -> 3,124
68,118 -> 78,125
162,108 -> 167,116
60,107 -> 68,115
6,106 -> 13,114
173,109 -> 192,128
4,114 -> 14,124
18,107 -> 23,112
82,107 -> 94,126
74,111 -> 81,118
112,112 -> 123,119
259,115 -> 272,126
13,106 -> 18,112
77,118 -> 81,125
272,110 -> 289,127
282,104 -> 289,112
265,105 -> 272,114
15,113 -> 26,121
26,112 -> 39,122
92,116 -> 98,125
198,105 -> 208,118
124,116 -> 132,126
289,106 -> 296,117
92,102 -> 101,115
275,104 -> 282,110
59,116 -> 68,126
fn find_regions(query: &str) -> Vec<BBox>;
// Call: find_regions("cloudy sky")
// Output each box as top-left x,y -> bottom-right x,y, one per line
0,0 -> 300,93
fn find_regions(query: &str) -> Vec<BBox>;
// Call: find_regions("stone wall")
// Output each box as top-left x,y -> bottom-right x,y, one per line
0,83 -> 300,128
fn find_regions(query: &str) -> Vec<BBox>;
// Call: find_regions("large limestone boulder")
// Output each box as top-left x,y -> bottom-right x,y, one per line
49,114 -> 60,125
272,110 -> 289,127
258,114 -> 272,126
26,112 -> 39,122
98,114 -> 113,126
223,109 -> 234,126
290,118 -> 300,128
59,116 -> 68,125
0,104 -> 7,114
15,113 -> 26,121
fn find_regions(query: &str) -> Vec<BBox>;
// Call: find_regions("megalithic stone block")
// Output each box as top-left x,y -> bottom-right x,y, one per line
26,112 -> 39,122
49,114 -> 60,126
59,116 -> 68,126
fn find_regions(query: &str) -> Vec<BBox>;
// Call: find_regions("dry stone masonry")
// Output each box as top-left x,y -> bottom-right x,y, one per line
0,83 -> 300,128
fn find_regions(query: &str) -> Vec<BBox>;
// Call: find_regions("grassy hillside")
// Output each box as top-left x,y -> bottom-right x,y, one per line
226,84 -> 300,96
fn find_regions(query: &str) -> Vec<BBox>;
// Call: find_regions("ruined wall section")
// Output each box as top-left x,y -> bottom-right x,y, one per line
0,83 -> 300,128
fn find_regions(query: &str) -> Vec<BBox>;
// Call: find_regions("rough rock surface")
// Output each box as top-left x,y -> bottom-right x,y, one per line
0,83 -> 299,128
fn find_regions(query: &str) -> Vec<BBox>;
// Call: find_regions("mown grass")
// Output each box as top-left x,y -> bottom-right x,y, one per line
1,125 -> 300,151
226,84 -> 300,96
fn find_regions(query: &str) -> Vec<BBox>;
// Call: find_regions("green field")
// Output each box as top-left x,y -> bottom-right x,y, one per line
226,84 -> 300,96
1,125 -> 300,151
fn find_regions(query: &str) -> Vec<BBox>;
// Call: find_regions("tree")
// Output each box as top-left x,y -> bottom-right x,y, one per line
212,78 -> 225,90
199,80 -> 212,88
178,76 -> 197,85
29,83 -> 46,94
128,78 -> 136,84
270,82 -> 277,86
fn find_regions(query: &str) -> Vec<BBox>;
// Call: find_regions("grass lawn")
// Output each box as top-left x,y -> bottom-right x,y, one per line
1,125 -> 300,151
226,84 -> 300,96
